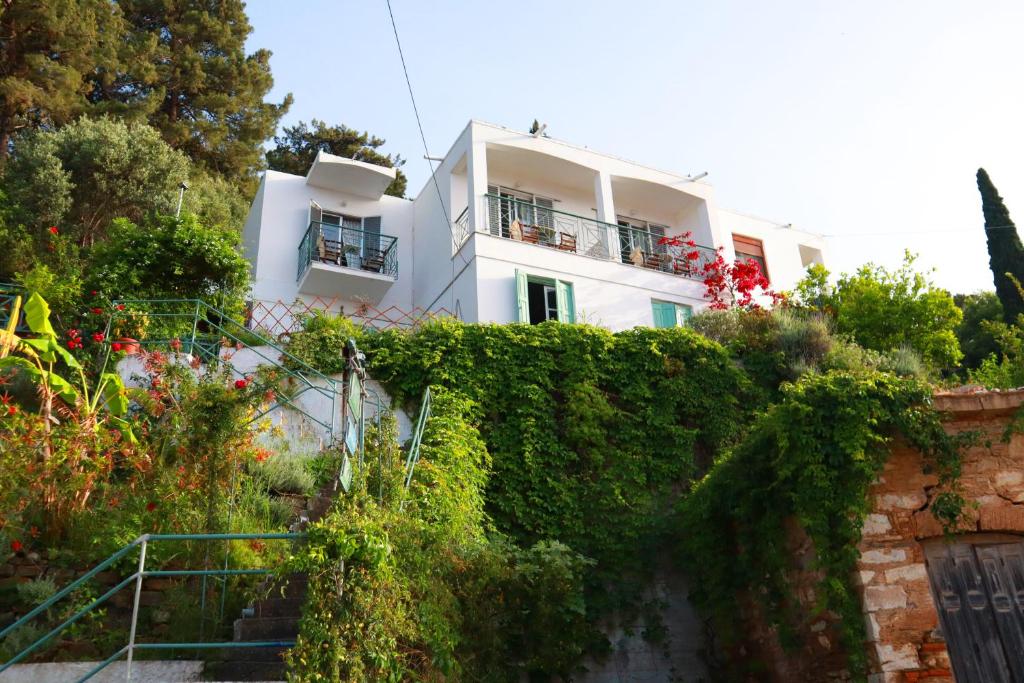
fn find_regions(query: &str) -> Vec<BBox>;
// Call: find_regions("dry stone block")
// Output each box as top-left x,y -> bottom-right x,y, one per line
864,585 -> 908,612
863,514 -> 893,536
994,470 -> 1024,503
979,505 -> 1024,532
884,563 -> 927,583
876,493 -> 927,511
877,643 -> 920,671
861,548 -> 907,565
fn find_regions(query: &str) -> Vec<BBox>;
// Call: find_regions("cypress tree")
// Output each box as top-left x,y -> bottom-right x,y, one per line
977,168 -> 1024,323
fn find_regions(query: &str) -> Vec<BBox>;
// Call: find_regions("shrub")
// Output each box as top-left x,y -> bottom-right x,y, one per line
282,311 -> 363,374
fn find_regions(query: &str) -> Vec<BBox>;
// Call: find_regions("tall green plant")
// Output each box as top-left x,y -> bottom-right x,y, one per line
977,168 -> 1024,323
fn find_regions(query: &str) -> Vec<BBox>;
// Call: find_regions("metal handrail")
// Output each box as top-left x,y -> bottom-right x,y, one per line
452,207 -> 470,253
297,221 -> 398,281
105,298 -> 344,439
0,533 -> 305,681
481,193 -> 718,280
400,387 -> 433,509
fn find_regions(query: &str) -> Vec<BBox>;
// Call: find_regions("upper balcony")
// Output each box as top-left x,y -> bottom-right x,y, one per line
455,193 -> 717,280
297,220 -> 398,301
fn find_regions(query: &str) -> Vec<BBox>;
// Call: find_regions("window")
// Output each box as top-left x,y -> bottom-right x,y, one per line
618,216 -> 668,265
488,185 -> 556,242
732,234 -> 768,280
651,300 -> 692,328
515,270 -> 575,324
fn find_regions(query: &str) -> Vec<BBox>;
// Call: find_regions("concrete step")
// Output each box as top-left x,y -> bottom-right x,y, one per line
204,658 -> 287,681
248,597 -> 304,619
233,616 -> 300,641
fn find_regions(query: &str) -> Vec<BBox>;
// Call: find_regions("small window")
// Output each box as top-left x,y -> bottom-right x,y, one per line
732,234 -> 768,280
651,300 -> 692,328
515,270 -> 575,324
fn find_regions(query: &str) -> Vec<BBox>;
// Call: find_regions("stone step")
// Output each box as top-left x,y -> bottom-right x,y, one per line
248,597 -> 304,619
204,658 -> 287,681
233,616 -> 300,641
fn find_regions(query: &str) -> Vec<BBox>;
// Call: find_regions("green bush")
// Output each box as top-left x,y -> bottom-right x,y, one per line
282,311 -> 364,374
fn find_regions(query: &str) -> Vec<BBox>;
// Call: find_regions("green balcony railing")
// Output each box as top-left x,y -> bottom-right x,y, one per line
297,221 -> 398,281
483,194 -> 717,281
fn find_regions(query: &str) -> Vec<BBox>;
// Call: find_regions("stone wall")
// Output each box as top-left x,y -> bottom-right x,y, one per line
856,389 -> 1024,682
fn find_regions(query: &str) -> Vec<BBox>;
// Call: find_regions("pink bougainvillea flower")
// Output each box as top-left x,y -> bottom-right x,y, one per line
234,379 -> 248,390
91,332 -> 105,343
48,226 -> 58,235
10,540 -> 22,553
111,342 -> 123,352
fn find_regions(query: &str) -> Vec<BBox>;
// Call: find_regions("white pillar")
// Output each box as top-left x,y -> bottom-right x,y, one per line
466,137 -> 489,233
594,171 -> 618,260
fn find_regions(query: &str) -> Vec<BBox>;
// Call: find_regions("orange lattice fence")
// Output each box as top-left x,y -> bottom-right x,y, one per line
247,298 -> 456,338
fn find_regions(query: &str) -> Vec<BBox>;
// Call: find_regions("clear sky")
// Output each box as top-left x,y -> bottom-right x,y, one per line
246,0 -> 1024,294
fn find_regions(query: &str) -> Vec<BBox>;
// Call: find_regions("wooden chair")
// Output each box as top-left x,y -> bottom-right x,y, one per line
361,250 -> 385,273
557,233 -> 577,252
521,225 -> 540,244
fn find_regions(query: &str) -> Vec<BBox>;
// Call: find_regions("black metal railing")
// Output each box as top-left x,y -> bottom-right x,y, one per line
297,221 -> 398,281
482,194 -> 716,280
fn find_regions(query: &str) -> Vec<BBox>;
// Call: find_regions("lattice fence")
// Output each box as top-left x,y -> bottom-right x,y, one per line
247,298 -> 457,338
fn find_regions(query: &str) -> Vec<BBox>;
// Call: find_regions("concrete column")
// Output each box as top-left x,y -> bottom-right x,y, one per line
466,137 -> 489,233
594,171 -> 619,260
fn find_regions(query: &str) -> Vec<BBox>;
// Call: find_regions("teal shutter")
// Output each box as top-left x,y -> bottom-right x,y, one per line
556,280 -> 574,323
515,270 -> 529,322
676,304 -> 693,326
652,301 -> 675,328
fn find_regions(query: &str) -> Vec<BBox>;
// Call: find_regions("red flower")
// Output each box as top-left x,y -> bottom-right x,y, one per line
91,332 -> 105,343
6,405 -> 16,416
116,304 -> 125,311
169,338 -> 182,352
146,502 -> 157,512
10,540 -> 22,553
234,379 -> 248,390
48,226 -> 58,235
90,307 -> 103,315
90,290 -> 98,297
111,342 -> 123,352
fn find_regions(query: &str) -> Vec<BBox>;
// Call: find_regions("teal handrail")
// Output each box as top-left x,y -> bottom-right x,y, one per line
0,533 -> 306,681
400,387 -> 432,510
105,298 -> 344,439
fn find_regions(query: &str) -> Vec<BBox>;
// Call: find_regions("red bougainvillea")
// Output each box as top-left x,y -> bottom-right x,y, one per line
659,236 -> 781,309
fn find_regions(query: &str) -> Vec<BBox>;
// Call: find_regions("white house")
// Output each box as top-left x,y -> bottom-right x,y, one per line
242,120 -> 825,332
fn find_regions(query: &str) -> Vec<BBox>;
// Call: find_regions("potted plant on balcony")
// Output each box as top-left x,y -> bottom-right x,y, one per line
109,309 -> 149,355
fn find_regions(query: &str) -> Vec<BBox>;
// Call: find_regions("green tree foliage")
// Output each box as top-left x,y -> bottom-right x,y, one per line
266,119 -> 408,197
793,252 -> 963,371
0,0 -> 124,158
85,213 -> 250,311
954,291 -> 1003,372
97,0 -> 292,183
4,117 -> 189,246
677,371 -> 967,679
977,168 -> 1024,323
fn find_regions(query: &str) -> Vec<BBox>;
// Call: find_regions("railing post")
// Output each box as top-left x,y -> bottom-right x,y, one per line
189,301 -> 200,356
125,537 -> 148,681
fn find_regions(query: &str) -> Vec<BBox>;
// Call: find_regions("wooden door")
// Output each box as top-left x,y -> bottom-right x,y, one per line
924,540 -> 1024,682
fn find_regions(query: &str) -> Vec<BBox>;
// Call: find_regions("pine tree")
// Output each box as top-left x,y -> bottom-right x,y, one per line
99,0 -> 292,183
266,120 -> 408,197
0,0 -> 123,160
977,168 -> 1024,323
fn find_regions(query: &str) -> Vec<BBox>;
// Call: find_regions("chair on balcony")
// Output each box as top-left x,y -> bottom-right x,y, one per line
521,225 -> 540,244
361,249 -> 385,273
317,234 -> 344,266
557,233 -> 577,253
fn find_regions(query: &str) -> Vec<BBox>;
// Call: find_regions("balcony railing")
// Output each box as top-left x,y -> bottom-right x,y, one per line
297,221 -> 398,281
483,194 -> 716,280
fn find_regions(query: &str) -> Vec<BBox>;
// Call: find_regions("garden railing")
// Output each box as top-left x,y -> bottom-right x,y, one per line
0,532 -> 304,682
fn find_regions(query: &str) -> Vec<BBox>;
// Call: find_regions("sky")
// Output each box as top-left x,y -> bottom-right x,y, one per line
246,0 -> 1024,294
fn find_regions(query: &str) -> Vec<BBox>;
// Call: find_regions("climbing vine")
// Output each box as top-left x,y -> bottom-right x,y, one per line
676,370 -> 968,678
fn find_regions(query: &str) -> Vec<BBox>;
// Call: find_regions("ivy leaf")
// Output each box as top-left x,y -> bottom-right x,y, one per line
24,292 -> 56,338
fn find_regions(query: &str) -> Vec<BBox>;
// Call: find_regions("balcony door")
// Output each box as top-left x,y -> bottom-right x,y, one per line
488,185 -> 555,241
617,217 -> 667,266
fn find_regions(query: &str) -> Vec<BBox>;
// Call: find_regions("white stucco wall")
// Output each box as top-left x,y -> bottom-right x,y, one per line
246,119 -> 826,332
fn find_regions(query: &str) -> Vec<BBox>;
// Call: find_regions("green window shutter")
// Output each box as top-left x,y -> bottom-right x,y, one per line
676,304 -> 693,326
652,301 -> 675,328
556,280 -> 575,323
515,270 -> 530,322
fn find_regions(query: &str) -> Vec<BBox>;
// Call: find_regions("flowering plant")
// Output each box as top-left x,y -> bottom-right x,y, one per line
658,235 -> 781,309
